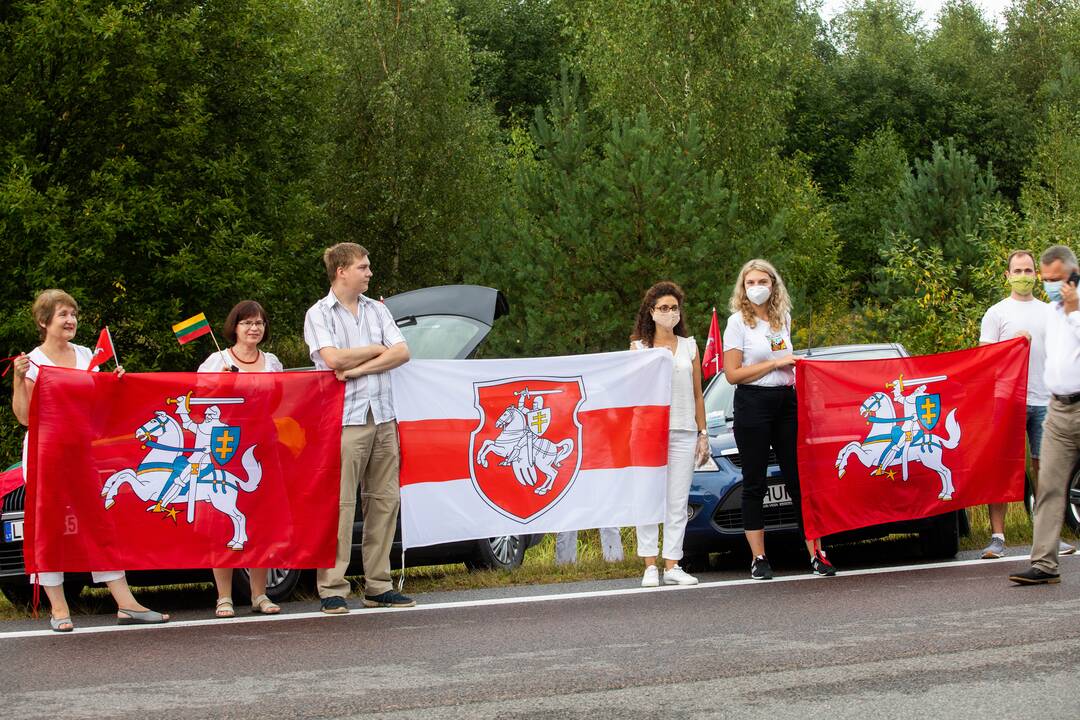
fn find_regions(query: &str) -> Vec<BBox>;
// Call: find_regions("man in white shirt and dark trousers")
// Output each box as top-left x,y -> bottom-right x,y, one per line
1010,245 -> 1080,585
978,250 -> 1074,559
304,242 -> 414,611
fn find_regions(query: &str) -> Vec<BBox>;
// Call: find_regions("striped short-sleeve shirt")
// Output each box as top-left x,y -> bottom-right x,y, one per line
303,290 -> 406,426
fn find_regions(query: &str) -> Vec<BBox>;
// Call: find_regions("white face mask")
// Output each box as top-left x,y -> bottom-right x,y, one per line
746,285 -> 771,306
652,311 -> 680,329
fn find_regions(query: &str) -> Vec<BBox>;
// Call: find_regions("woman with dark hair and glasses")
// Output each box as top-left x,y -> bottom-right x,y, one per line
197,300 -> 283,617
631,281 -> 709,587
723,259 -> 835,580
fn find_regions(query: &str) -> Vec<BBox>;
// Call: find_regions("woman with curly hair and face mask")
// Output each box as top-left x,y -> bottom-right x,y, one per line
630,281 -> 709,588
723,259 -> 835,580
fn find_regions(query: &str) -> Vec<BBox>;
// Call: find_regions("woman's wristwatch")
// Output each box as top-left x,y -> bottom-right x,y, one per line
697,429 -> 708,437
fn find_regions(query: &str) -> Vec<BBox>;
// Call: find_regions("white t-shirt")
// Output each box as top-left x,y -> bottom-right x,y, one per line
979,296 -> 1050,406
722,312 -> 795,387
633,336 -> 698,432
1044,303 -> 1080,397
23,344 -> 98,471
197,348 -> 284,373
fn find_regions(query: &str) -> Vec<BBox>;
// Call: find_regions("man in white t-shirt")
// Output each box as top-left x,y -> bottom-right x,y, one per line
978,249 -> 1074,559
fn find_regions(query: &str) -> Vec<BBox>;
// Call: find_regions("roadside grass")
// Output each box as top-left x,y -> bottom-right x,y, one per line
3,516 -> 1076,623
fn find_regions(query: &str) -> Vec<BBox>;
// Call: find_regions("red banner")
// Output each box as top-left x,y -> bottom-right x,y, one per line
25,367 -> 343,572
796,339 -> 1028,539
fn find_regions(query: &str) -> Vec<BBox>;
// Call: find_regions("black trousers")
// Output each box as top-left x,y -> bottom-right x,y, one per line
732,384 -> 802,534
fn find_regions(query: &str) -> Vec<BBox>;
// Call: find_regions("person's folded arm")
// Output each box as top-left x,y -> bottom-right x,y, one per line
336,342 -> 410,379
317,345 -> 386,371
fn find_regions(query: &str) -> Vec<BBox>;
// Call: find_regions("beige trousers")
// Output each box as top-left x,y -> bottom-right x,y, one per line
1031,397 -> 1080,573
317,413 -> 400,598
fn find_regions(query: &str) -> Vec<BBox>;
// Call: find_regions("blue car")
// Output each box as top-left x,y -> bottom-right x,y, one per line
682,343 -> 971,565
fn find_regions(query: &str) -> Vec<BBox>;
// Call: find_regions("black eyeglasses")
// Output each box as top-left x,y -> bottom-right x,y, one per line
654,304 -> 679,313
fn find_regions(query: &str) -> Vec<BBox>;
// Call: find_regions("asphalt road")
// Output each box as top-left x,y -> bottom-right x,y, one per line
5,551 -> 1079,719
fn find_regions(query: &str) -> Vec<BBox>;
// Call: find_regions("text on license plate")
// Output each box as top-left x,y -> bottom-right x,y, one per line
3,520 -> 23,543
762,483 -> 792,507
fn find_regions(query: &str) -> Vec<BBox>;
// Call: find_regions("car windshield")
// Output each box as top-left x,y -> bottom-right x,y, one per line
704,346 -> 903,422
395,315 -> 489,360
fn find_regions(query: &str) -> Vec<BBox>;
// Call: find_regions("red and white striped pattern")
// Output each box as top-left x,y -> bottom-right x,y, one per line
392,350 -> 673,549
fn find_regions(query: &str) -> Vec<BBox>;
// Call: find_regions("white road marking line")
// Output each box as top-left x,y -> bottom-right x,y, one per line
1,554 -> 1068,641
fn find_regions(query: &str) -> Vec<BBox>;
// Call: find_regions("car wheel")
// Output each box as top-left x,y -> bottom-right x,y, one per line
918,512 -> 959,559
228,568 -> 304,605
467,535 -> 526,571
1,580 -> 34,608
1024,470 -> 1036,517
1066,463 -> 1080,534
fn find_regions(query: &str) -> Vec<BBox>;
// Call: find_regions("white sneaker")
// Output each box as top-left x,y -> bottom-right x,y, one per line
662,565 -> 698,586
641,565 -> 660,587
1060,540 -> 1076,556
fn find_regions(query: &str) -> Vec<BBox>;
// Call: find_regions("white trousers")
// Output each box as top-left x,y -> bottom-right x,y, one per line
636,430 -> 696,561
555,528 -> 624,564
31,571 -> 124,588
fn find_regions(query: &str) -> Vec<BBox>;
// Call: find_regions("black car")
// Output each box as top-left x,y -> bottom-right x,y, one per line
0,285 -> 540,606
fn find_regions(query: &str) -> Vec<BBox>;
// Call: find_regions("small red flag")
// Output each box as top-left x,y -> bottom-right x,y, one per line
701,308 -> 721,380
86,327 -> 115,371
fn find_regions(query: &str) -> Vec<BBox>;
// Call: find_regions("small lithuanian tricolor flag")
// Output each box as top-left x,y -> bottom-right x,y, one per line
172,313 -> 212,345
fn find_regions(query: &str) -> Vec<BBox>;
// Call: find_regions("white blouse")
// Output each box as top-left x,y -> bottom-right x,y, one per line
197,348 -> 283,373
633,336 -> 698,432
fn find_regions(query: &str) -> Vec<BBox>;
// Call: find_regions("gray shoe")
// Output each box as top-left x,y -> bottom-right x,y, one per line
980,537 -> 1006,559
1059,540 -> 1076,556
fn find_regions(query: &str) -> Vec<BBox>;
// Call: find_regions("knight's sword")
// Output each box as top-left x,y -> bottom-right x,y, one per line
886,374 -> 948,392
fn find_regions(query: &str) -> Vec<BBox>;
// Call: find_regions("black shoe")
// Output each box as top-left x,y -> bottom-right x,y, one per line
363,590 -> 416,608
1008,566 -> 1061,585
811,551 -> 837,577
320,596 -> 350,614
750,555 -> 773,580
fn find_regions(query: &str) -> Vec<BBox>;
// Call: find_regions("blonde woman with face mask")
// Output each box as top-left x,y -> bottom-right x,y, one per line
723,259 -> 835,580
630,281 -> 709,587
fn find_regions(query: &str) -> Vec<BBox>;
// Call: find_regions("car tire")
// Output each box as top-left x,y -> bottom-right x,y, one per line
918,512 -> 959,559
1,575 -> 87,608
228,568 -> 305,605
1024,470 -> 1036,517
466,535 -> 526,571
1066,462 -> 1080,534
1,580 -> 34,608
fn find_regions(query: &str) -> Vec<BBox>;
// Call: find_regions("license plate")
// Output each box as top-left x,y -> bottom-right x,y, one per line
762,483 -> 792,507
3,519 -> 23,543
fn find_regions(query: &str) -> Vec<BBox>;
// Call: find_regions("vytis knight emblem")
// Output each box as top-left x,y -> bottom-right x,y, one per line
100,390 -> 262,550
471,377 -> 584,522
834,373 -> 962,501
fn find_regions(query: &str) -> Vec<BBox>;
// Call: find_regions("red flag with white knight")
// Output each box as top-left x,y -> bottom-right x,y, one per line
701,307 -> 721,380
796,338 -> 1028,539
23,367 -> 343,572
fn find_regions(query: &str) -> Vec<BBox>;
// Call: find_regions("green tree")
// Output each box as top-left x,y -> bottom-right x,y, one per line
468,74 -> 741,356
881,138 -> 1000,293
451,0 -> 566,123
0,0 -> 331,458
834,127 -> 910,288
317,0 -> 503,294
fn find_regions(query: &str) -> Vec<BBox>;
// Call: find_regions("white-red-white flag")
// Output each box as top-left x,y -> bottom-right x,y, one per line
391,350 -> 674,549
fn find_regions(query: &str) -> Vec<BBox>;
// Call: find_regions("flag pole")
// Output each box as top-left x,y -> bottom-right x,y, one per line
208,327 -> 234,371
105,325 -> 119,369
